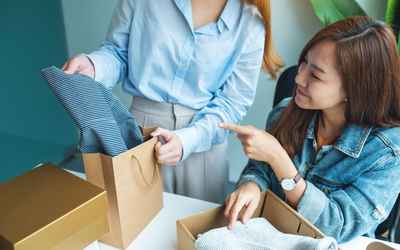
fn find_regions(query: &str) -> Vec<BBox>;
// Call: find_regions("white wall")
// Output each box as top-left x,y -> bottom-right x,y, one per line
61,0 -> 387,182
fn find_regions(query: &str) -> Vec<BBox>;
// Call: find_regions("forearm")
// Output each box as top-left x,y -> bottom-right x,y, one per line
86,45 -> 127,88
268,144 -> 306,208
174,113 -> 228,161
237,159 -> 273,191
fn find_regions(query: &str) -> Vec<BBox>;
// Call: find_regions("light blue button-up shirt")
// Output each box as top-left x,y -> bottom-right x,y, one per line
88,0 -> 265,160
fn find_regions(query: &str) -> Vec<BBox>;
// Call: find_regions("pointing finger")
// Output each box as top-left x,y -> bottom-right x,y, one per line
219,123 -> 251,135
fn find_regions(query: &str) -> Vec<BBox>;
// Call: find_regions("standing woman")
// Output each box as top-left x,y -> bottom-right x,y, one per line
62,0 -> 284,203
221,16 -> 400,243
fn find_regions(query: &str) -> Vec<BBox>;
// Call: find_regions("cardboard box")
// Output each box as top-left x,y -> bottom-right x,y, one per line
0,163 -> 109,250
177,190 -> 325,250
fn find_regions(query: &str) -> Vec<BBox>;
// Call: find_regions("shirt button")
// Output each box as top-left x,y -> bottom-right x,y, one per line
181,62 -> 187,67
304,163 -> 309,168
323,188 -> 329,195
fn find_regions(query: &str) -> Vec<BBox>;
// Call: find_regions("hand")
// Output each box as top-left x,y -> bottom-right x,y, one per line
150,127 -> 183,166
224,181 -> 261,230
219,122 -> 281,164
62,54 -> 95,79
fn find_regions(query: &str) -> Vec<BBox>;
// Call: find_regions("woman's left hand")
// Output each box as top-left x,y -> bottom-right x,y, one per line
150,127 -> 183,166
219,122 -> 281,164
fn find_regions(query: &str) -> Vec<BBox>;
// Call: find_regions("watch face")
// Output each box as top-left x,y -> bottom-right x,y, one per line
281,179 -> 295,191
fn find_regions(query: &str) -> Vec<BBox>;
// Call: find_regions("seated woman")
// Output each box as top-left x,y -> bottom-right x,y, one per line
220,16 -> 400,243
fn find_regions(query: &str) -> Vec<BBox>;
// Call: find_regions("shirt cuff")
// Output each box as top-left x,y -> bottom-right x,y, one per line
85,52 -> 114,88
297,181 -> 328,224
174,126 -> 200,161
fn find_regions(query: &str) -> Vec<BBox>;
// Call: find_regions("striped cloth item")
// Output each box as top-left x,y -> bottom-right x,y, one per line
40,66 -> 143,157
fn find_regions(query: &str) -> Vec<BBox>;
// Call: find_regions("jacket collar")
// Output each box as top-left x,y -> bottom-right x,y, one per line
306,113 -> 372,158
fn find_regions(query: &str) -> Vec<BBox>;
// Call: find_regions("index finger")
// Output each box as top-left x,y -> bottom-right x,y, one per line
228,197 -> 247,230
219,123 -> 250,135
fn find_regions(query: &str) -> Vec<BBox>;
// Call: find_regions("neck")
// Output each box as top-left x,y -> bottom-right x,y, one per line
319,105 -> 347,139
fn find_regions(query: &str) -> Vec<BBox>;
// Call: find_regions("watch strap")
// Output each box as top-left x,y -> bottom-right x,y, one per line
293,171 -> 302,184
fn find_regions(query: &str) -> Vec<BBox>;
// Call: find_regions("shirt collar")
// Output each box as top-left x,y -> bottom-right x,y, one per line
219,0 -> 241,31
173,0 -> 241,33
173,0 -> 193,30
306,113 -> 372,158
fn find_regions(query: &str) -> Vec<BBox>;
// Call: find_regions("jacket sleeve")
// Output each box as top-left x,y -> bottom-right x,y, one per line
297,154 -> 400,243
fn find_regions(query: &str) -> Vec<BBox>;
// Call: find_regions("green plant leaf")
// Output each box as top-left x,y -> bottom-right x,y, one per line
386,0 -> 400,40
386,0 -> 400,25
398,32 -> 400,50
310,0 -> 366,25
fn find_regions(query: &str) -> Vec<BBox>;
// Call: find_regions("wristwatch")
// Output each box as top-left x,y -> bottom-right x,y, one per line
280,171 -> 302,191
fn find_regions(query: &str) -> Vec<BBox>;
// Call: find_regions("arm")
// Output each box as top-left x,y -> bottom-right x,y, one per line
298,155 -> 400,243
220,122 -> 307,207
174,26 -> 266,161
236,97 -> 292,191
86,0 -> 134,88
237,159 -> 273,191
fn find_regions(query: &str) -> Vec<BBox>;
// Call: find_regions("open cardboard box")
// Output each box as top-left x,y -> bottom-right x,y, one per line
177,190 -> 325,250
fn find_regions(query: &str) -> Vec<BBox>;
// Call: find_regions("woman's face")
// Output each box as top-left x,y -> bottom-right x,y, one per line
294,40 -> 347,113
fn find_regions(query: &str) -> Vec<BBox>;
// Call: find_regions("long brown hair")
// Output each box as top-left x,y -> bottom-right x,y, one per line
247,0 -> 285,78
268,16 -> 400,159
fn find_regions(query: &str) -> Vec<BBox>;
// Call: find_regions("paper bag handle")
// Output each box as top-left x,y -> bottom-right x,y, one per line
131,154 -> 161,188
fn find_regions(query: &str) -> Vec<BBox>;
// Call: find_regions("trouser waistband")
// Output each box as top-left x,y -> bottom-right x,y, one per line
130,96 -> 199,117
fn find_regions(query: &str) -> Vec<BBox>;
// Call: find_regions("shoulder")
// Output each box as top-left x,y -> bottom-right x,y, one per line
241,0 -> 263,20
239,0 -> 265,34
350,126 -> 400,172
370,126 -> 400,157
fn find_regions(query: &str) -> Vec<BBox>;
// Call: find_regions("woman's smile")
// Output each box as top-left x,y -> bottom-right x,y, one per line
296,86 -> 309,97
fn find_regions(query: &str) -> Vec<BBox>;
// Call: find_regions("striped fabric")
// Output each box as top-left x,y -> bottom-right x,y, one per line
40,66 -> 143,157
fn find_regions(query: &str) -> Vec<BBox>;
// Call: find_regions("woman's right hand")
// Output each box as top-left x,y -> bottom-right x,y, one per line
62,54 -> 95,79
224,181 -> 261,230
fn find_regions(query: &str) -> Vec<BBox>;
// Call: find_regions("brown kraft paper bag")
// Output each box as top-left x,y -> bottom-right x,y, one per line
82,127 -> 163,249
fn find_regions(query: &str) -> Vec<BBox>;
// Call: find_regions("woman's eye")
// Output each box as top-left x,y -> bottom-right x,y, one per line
311,72 -> 320,80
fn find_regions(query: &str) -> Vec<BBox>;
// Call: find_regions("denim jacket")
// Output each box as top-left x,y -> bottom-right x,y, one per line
237,98 -> 400,243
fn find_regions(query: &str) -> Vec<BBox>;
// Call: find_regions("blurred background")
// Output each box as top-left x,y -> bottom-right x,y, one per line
0,0 -> 387,184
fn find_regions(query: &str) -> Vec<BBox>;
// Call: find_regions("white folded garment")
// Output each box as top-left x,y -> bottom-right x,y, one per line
195,217 -> 337,250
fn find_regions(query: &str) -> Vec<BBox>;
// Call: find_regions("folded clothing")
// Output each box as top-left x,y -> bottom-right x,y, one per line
40,66 -> 143,157
195,217 -> 338,250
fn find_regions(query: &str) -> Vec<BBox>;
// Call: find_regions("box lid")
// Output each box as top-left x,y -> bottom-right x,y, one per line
0,163 -> 108,249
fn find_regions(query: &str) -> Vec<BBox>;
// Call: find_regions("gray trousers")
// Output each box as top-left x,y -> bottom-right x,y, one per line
130,96 -> 229,204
